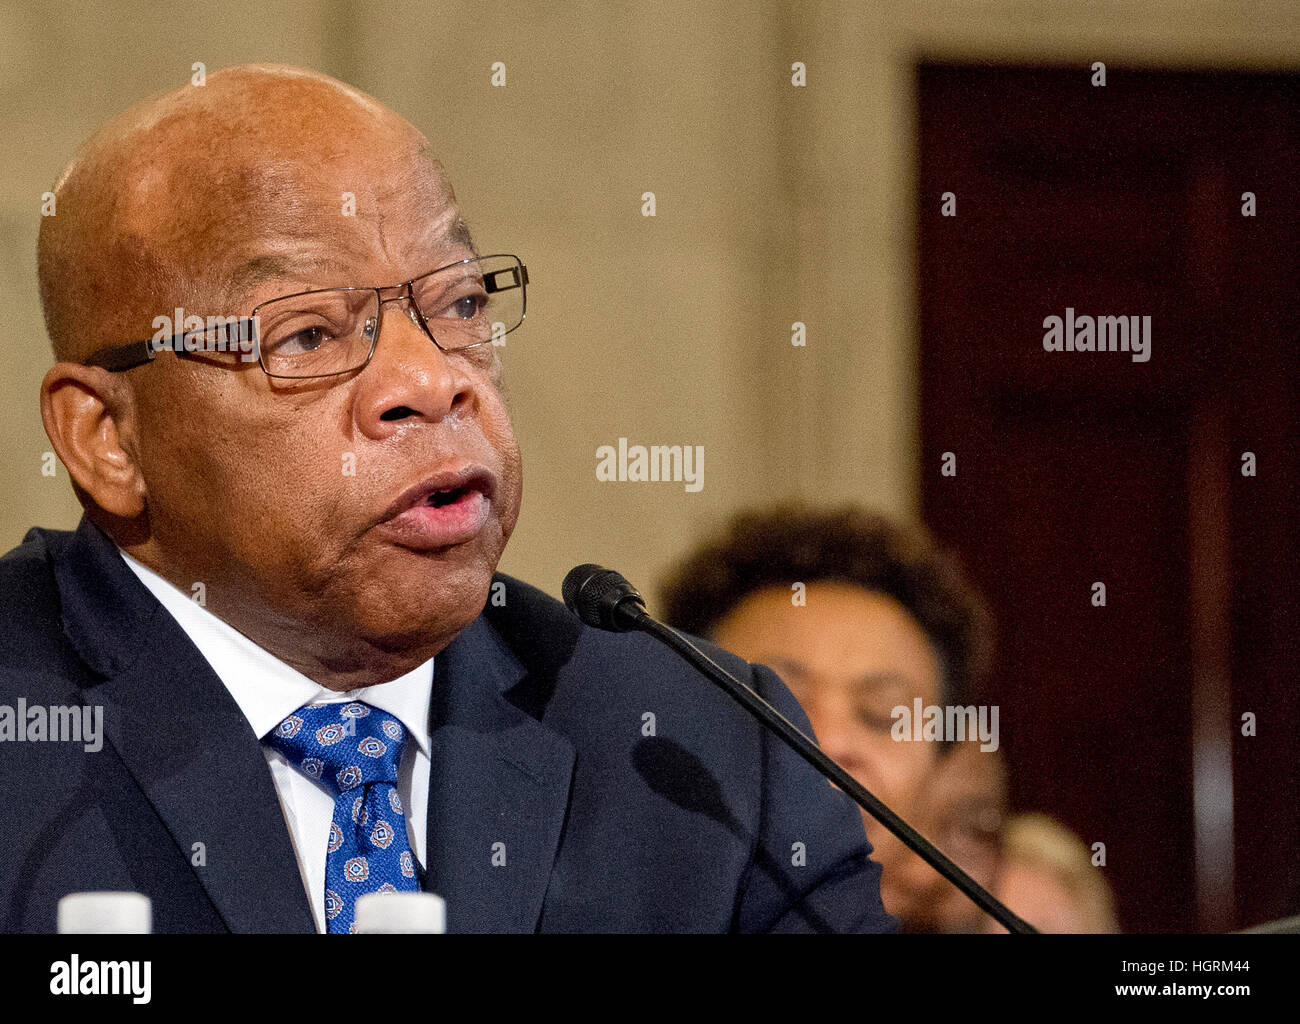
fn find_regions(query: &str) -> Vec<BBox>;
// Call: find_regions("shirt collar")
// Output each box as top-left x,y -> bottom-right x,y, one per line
115,548 -> 433,756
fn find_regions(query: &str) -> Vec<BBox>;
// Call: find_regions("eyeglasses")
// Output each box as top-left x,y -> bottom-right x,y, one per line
82,253 -> 529,380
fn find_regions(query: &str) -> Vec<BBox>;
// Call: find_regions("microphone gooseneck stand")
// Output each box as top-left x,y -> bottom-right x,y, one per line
563,563 -> 1038,935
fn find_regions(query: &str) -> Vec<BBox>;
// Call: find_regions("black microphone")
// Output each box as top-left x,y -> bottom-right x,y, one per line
561,563 -> 650,632
562,563 -> 1037,935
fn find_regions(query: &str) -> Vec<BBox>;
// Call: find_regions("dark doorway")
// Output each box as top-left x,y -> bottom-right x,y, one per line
918,64 -> 1299,932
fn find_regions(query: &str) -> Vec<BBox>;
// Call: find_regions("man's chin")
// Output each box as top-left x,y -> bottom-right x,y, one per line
345,548 -> 498,647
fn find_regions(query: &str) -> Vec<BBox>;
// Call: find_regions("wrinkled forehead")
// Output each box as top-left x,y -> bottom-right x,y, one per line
115,85 -> 459,305
202,155 -> 463,307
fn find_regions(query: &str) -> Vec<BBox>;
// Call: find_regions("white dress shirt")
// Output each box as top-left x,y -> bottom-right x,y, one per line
117,549 -> 433,934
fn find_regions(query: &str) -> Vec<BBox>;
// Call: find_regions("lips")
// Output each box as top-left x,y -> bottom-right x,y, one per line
376,465 -> 496,551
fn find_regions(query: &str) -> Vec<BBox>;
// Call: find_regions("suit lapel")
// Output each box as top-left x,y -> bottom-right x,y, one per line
50,519 -> 316,933
423,610 -> 575,933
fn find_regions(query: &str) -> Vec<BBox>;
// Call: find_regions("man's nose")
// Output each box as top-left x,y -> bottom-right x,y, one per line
351,294 -> 476,437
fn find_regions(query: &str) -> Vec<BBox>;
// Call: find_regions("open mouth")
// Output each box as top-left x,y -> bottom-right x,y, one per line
377,467 -> 496,551
425,487 -> 467,508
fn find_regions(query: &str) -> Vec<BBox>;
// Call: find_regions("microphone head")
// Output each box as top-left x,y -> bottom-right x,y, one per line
563,564 -> 647,632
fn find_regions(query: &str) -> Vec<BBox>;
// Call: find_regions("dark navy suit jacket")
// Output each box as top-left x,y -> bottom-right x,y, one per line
0,518 -> 895,933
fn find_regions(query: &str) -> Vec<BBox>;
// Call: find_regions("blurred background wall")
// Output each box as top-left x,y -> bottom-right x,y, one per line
4,0 -> 1291,600
2,0 -> 1297,931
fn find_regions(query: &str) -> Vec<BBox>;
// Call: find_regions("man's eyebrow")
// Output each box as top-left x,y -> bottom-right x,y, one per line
448,218 -> 478,255
227,219 -> 480,297
227,253 -> 337,294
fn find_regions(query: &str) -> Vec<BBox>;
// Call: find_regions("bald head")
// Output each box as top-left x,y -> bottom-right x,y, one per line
38,64 -> 451,363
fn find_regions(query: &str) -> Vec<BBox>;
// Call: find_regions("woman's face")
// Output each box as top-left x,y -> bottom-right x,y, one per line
711,581 -> 946,921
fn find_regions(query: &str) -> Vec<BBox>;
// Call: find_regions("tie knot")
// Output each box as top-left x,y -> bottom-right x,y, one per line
267,701 -> 407,797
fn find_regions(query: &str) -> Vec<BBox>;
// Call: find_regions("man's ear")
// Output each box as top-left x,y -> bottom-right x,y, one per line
40,362 -> 146,519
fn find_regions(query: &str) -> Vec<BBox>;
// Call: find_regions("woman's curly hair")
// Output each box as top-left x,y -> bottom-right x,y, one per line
658,503 -> 993,707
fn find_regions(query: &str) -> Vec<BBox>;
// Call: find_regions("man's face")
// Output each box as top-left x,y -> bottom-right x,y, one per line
123,119 -> 522,668
710,582 -> 945,920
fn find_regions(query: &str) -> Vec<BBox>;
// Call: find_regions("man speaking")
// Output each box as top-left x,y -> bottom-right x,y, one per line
0,65 -> 893,933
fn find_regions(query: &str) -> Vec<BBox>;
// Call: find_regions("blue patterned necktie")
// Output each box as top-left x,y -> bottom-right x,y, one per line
267,701 -> 420,933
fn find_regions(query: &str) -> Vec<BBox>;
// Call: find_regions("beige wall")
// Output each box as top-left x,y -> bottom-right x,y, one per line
2,0 -> 1297,610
